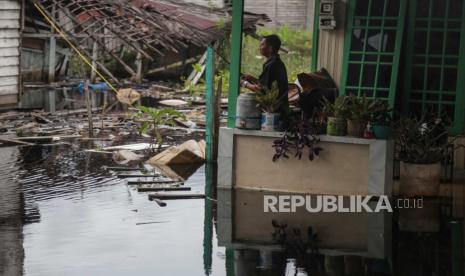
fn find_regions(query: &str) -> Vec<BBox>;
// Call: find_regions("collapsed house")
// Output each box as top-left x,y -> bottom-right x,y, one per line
0,0 -> 269,109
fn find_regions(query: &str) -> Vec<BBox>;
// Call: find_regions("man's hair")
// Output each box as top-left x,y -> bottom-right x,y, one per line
263,34 -> 281,53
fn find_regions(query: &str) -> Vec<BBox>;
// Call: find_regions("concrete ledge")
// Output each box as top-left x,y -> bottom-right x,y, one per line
218,127 -> 394,196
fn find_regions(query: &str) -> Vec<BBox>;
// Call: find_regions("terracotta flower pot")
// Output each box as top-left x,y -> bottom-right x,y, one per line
399,162 -> 441,197
347,119 -> 367,137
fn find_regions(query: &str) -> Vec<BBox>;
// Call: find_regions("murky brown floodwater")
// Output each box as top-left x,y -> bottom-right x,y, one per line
0,140 -> 464,276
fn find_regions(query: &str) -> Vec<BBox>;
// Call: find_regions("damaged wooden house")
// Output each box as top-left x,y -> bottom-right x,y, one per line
0,0 -> 268,110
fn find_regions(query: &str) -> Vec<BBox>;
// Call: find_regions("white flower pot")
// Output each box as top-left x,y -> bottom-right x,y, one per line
261,113 -> 281,132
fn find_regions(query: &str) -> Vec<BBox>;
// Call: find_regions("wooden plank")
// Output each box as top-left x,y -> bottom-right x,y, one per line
0,138 -> 35,146
0,38 -> 19,48
0,1 -> 21,9
127,180 -> 181,185
0,94 -> 17,105
0,65 -> 19,77
0,47 -> 19,57
104,166 -> 141,171
0,84 -> 17,95
0,19 -> 20,29
0,10 -> 20,20
0,56 -> 19,66
117,174 -> 161,178
16,135 -> 82,141
148,193 -> 206,200
138,186 -> 191,192
0,76 -> 18,86
0,29 -> 19,38
152,198 -> 167,207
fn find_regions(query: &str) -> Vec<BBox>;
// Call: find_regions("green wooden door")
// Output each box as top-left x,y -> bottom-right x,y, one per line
340,0 -> 407,108
403,0 -> 465,134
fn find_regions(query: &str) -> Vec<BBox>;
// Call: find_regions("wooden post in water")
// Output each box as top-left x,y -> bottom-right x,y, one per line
84,80 -> 94,137
90,41 -> 98,83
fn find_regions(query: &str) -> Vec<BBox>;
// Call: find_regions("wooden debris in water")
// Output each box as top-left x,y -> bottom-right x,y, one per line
104,166 -> 141,171
127,180 -> 181,185
0,138 -> 35,146
137,186 -> 191,192
117,173 -> 161,178
148,193 -> 205,200
152,198 -> 167,207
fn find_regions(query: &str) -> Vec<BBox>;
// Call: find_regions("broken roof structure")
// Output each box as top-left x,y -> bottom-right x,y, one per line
30,0 -> 269,81
0,0 -> 269,108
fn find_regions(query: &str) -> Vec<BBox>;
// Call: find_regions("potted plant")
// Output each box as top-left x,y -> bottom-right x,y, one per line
346,95 -> 375,138
322,96 -> 349,136
370,100 -> 393,139
394,116 -> 450,197
255,82 -> 281,131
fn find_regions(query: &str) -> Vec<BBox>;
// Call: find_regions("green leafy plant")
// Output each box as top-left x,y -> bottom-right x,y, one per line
370,100 -> 392,125
322,96 -> 349,118
346,95 -> 378,121
133,105 -> 186,150
254,82 -> 281,113
394,116 -> 451,164
192,63 -> 203,73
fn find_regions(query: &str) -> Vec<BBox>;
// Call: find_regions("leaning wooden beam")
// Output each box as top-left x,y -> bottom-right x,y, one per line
15,135 -> 82,141
147,55 -> 201,75
0,138 -> 35,146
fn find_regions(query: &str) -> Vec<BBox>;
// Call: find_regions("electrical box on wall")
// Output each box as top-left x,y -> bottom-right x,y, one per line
319,0 -> 336,30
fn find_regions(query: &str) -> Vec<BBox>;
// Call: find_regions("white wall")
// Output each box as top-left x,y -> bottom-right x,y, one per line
245,0 -> 315,30
183,0 -> 225,8
0,0 -> 21,107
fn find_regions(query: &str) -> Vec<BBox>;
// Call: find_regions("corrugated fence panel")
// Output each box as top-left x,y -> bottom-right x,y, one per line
245,0 -> 315,29
0,0 -> 20,106
317,0 -> 346,87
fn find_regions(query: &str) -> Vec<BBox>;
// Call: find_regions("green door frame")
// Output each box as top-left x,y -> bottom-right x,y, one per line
311,0 -> 320,72
227,0 -> 245,128
402,0 -> 465,134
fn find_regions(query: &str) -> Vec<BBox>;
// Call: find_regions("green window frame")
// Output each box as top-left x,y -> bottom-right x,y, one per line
340,0 -> 407,109
402,0 -> 465,134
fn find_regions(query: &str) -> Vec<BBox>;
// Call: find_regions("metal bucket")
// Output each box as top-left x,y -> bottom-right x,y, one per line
235,92 -> 261,130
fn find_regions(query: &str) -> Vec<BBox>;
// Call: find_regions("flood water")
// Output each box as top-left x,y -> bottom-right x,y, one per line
0,142 -> 226,276
0,141 -> 465,275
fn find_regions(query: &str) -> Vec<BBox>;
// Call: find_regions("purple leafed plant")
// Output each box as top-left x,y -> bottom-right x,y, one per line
272,120 -> 323,162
